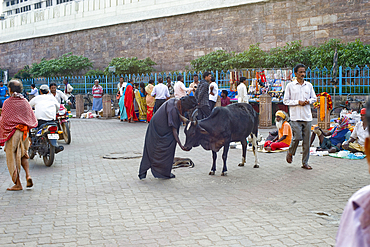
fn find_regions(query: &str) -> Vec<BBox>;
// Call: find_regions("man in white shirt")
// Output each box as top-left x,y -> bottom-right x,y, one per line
63,79 -> 73,97
283,64 -> 317,170
343,107 -> 369,153
49,83 -> 71,105
151,78 -> 170,113
29,84 -> 60,127
174,75 -> 192,99
237,77 -> 249,104
209,76 -> 218,111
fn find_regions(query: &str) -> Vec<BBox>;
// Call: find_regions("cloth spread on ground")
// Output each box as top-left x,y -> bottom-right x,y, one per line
329,152 -> 366,160
4,130 -> 30,183
0,94 -> 38,144
138,98 -> 181,179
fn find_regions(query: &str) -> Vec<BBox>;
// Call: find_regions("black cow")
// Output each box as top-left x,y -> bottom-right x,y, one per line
181,103 -> 260,176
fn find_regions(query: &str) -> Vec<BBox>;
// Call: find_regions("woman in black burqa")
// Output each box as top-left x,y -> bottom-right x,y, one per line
138,96 -> 197,179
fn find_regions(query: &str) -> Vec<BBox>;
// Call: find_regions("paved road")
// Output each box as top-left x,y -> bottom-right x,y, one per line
0,118 -> 368,246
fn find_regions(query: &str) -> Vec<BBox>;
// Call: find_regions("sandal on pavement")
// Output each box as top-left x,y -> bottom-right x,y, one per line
286,152 -> 293,163
301,165 -> 312,170
26,177 -> 33,188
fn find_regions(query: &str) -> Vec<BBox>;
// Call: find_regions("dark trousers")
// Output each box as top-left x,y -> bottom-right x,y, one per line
289,121 -> 311,166
37,119 -> 55,128
154,99 -> 166,113
209,100 -> 216,111
197,105 -> 211,120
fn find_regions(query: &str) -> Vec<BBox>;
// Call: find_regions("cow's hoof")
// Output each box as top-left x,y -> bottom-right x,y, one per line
209,171 -> 215,175
221,172 -> 227,176
238,163 -> 245,167
253,164 -> 259,168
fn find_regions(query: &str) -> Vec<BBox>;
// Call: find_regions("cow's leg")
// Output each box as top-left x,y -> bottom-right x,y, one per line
251,134 -> 260,168
221,144 -> 229,176
209,151 -> 217,175
238,138 -> 247,167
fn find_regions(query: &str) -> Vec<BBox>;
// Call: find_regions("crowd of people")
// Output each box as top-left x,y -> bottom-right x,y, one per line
114,73 -> 228,123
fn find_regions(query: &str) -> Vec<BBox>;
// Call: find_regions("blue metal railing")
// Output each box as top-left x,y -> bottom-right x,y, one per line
18,66 -> 370,96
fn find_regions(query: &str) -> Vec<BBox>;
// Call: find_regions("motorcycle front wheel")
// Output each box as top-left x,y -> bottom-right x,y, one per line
28,148 -> 36,160
62,122 -> 71,144
43,145 -> 55,167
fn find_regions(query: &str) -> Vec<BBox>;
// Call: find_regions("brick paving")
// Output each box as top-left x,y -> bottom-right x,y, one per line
0,118 -> 368,246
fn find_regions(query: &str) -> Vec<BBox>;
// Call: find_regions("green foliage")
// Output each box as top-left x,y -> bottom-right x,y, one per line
30,52 -> 93,78
190,39 -> 370,70
223,44 -> 267,69
105,57 -> 156,76
14,65 -> 32,79
190,50 -> 234,71
85,69 -> 105,77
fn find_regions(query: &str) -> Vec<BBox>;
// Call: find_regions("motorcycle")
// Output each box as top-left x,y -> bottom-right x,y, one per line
68,93 -> 76,109
29,122 -> 64,167
56,104 -> 72,144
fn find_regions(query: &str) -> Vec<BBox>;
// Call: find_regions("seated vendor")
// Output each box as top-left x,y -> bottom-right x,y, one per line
221,90 -> 231,107
264,110 -> 292,151
310,116 -> 351,153
343,108 -> 369,153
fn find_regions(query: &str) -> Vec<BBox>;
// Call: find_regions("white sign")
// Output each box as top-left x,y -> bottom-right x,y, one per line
108,66 -> 116,73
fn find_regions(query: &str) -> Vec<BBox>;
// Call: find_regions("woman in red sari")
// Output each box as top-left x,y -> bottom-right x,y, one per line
145,80 -> 155,122
124,79 -> 138,123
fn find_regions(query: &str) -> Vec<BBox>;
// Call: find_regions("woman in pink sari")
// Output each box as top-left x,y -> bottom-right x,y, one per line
145,80 -> 155,123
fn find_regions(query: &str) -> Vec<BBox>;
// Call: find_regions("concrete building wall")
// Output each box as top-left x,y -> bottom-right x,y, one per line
1,0 -> 370,75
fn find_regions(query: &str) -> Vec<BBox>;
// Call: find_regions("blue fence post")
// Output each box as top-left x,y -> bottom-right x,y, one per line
339,66 -> 342,96
84,76 -> 87,94
155,73 -> 157,85
216,70 -> 219,87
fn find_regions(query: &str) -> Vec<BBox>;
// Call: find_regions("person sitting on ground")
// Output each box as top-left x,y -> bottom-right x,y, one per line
220,90 -> 231,107
343,108 -> 369,153
310,116 -> 351,153
29,85 -> 60,127
0,79 -> 38,191
264,110 -> 292,151
336,102 -> 370,246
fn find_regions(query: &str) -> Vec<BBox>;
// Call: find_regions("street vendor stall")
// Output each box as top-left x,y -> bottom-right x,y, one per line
228,69 -> 292,124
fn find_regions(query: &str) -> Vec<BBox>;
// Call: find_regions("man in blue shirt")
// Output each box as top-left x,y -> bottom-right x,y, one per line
0,80 -> 9,108
310,116 -> 351,153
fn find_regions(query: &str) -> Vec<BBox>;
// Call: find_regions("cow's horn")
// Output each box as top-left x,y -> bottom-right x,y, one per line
191,109 -> 199,121
179,114 -> 189,123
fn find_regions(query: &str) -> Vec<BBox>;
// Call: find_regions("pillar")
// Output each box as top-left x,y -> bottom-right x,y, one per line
75,94 -> 84,118
103,94 -> 112,118
259,94 -> 272,127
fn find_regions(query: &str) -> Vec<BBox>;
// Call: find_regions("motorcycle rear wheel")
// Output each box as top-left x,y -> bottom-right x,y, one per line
43,145 -> 55,167
62,123 -> 71,144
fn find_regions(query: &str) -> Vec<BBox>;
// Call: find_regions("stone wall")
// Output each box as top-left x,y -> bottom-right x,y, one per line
1,0 -> 370,76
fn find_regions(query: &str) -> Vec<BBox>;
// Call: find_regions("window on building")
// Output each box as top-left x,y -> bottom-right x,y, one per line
6,1 -> 10,6
11,0 -> 15,5
6,10 -> 12,15
46,0 -> 52,7
15,8 -> 20,13
35,2 -> 42,9
16,0 -> 19,4
20,0 -> 23,2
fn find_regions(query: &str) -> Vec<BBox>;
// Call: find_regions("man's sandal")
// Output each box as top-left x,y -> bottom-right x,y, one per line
301,165 -> 312,170
286,152 -> 293,163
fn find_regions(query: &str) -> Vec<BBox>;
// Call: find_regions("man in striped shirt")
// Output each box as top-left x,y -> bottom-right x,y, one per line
92,79 -> 103,116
